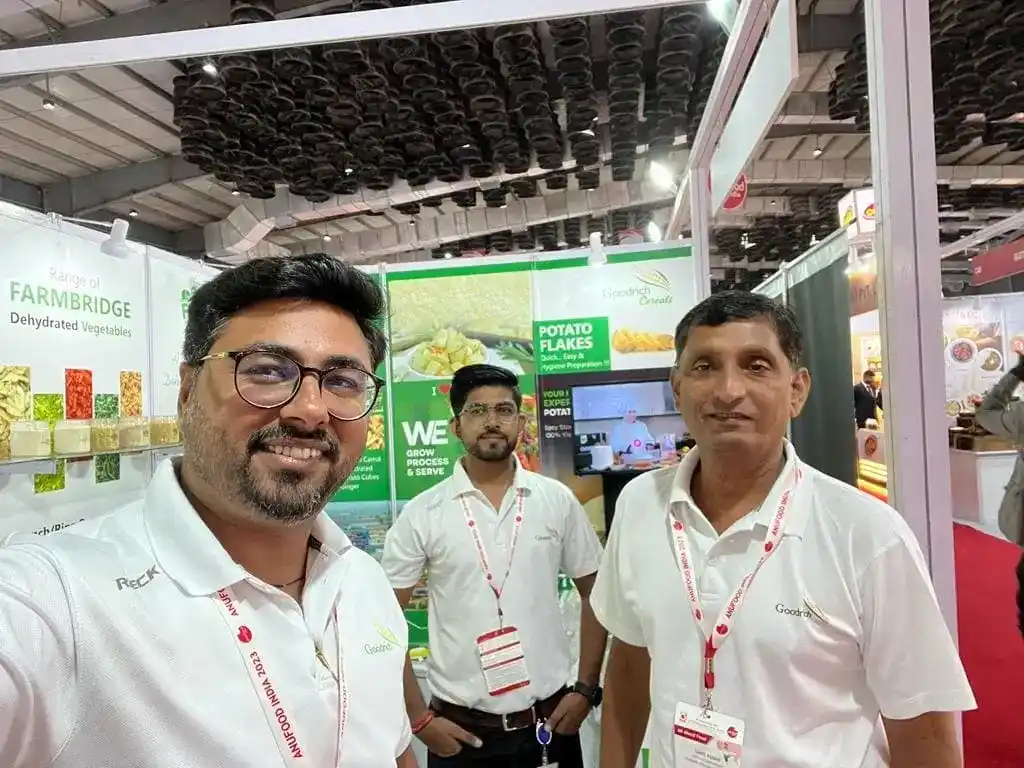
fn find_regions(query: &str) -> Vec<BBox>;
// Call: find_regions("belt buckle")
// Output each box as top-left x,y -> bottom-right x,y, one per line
501,704 -> 535,731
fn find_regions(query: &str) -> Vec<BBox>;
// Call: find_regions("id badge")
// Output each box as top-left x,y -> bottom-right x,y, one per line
672,702 -> 744,766
476,626 -> 531,696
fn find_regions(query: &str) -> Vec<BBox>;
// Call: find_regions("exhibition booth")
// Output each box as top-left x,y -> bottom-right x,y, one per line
756,189 -> 1024,535
0,0 -> 969,765
0,198 -> 696,768
0,201 -> 219,538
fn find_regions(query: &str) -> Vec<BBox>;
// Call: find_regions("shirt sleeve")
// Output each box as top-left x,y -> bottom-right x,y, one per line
382,504 -> 428,590
588,492 -> 647,648
559,490 -> 603,579
860,538 -> 977,719
0,544 -> 77,768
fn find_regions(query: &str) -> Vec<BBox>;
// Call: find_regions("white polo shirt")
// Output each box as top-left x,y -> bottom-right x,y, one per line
591,442 -> 976,768
0,459 -> 411,768
383,457 -> 602,714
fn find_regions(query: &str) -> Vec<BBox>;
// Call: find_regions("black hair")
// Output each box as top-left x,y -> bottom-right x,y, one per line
449,364 -> 522,416
863,370 -> 876,379
182,253 -> 387,369
673,290 -> 803,366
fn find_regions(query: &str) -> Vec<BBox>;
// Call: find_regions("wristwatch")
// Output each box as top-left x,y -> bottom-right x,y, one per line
571,680 -> 603,708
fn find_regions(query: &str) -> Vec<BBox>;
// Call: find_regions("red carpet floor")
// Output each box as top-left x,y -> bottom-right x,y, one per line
954,523 -> 1024,767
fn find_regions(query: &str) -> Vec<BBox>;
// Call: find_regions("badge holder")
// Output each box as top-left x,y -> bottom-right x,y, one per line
535,721 -> 558,767
476,626 -> 531,696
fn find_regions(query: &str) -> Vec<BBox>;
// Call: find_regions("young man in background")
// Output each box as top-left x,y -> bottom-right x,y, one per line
383,363 -> 605,768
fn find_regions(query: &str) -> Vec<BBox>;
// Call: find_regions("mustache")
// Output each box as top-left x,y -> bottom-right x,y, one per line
480,430 -> 507,439
247,424 -> 341,460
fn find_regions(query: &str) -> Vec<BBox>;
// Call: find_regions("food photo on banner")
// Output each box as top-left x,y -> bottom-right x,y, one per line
533,244 -> 697,538
324,267 -> 394,560
0,205 -> 152,538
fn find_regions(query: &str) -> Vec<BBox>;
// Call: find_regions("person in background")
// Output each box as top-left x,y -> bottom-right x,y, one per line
592,291 -> 974,768
0,255 -> 415,767
854,369 -> 882,428
974,354 -> 1024,546
383,364 -> 605,768
610,408 -> 656,456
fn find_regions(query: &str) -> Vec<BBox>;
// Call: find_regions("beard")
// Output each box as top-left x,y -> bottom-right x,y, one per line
180,397 -> 355,525
466,430 -> 518,462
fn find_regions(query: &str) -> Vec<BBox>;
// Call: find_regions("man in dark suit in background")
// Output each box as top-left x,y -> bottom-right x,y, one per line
854,370 -> 881,428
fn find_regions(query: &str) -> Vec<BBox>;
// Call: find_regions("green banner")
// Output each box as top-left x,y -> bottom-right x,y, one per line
392,380 -> 461,499
534,317 -> 611,375
330,373 -> 389,503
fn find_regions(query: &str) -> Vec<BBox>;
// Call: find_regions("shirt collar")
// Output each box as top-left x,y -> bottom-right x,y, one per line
668,441 -> 811,538
144,459 -> 353,597
449,454 -> 532,499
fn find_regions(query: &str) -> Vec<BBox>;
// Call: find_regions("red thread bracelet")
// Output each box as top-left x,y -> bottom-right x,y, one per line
411,711 -> 435,735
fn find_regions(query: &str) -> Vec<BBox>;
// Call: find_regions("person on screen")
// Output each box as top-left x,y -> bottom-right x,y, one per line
610,408 -> 655,455
382,364 -> 605,768
591,291 -> 974,768
0,255 -> 415,767
974,353 -> 1024,545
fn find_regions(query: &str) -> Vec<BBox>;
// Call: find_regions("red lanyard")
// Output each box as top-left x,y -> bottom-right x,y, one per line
671,468 -> 800,711
459,489 -> 526,625
214,585 -> 347,765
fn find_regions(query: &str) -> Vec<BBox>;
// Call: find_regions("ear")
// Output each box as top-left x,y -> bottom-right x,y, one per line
448,416 -> 460,440
177,362 -> 198,414
669,365 -> 684,412
789,367 -> 811,420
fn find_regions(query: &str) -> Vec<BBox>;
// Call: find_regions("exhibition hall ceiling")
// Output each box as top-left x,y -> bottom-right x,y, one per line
0,0 -> 1017,291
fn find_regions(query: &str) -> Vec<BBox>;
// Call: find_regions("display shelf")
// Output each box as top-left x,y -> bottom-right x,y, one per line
0,444 -> 183,476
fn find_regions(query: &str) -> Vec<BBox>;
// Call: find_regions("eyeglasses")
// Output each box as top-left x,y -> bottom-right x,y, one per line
460,403 -> 519,424
201,349 -> 383,422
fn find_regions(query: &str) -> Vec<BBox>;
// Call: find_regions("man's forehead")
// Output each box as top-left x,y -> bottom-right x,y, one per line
214,301 -> 372,367
466,386 -> 515,404
684,318 -> 784,352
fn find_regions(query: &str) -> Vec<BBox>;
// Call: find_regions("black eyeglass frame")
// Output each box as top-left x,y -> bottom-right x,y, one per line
200,349 -> 384,422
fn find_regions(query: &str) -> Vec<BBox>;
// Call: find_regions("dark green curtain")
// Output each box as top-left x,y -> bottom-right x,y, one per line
786,259 -> 858,486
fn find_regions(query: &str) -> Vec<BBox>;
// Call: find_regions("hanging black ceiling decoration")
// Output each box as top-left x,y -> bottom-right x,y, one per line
173,0 -> 724,206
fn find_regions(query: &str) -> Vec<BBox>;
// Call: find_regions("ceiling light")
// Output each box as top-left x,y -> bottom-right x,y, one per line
647,161 -> 677,191
443,252 -> 454,259
344,167 -> 354,175
812,145 -> 823,158
231,189 -> 241,196
647,221 -> 662,243
202,62 -> 218,76
322,234 -> 332,242
128,209 -> 139,218
41,97 -> 56,111
580,129 -> 595,137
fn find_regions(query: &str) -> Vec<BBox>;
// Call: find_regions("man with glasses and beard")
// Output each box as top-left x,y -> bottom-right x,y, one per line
0,254 -> 415,768
383,364 -> 605,768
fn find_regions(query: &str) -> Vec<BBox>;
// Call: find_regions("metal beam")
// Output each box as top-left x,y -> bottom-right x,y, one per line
0,0 -> 699,78
43,156 -> 204,215
0,172 -> 42,209
0,1 -> 353,90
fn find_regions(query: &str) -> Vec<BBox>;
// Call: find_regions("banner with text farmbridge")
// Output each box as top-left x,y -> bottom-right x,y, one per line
0,209 -> 150,537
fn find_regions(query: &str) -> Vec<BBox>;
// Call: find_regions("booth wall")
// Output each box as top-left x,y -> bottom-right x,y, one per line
0,204 -> 219,540
787,257 -> 858,485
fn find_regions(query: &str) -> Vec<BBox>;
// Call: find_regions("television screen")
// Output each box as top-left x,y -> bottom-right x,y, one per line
570,380 -> 687,471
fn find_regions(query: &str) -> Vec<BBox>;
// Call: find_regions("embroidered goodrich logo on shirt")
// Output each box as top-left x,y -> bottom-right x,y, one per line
364,622 -> 403,655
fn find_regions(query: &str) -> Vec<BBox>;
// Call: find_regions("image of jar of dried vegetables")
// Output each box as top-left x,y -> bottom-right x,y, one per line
64,369 -> 94,420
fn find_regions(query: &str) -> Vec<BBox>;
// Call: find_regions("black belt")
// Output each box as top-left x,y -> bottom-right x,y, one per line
430,687 -> 568,732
